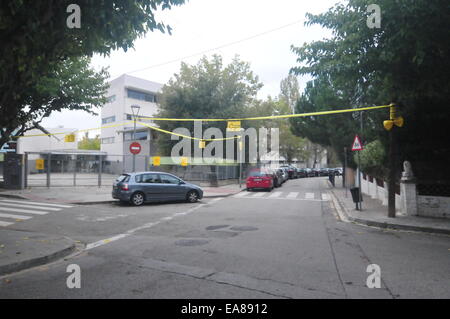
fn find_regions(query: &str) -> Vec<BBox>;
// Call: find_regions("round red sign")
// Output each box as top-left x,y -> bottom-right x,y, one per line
129,142 -> 141,155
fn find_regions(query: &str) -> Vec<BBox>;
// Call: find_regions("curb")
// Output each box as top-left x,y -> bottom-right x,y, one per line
71,191 -> 243,205
328,187 -> 450,236
0,239 -> 77,277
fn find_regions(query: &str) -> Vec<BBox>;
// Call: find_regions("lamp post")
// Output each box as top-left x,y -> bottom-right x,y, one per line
131,104 -> 141,172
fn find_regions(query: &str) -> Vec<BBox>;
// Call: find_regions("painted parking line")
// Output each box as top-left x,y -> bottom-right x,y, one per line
250,192 -> 266,198
0,221 -> 14,227
286,192 -> 299,199
0,206 -> 49,216
268,191 -> 283,198
0,202 -> 61,211
0,212 -> 33,220
305,193 -> 315,200
233,192 -> 247,198
0,200 -> 73,208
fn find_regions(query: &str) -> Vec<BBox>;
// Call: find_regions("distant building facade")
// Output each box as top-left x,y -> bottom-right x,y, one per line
100,74 -> 163,172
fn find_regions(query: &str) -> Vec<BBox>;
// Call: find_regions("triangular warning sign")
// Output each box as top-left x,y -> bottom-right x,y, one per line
352,135 -> 363,151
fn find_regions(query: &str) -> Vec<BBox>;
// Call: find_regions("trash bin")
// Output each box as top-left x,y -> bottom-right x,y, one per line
350,187 -> 360,203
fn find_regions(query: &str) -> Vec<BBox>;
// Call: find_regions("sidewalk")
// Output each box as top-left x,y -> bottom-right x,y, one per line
0,230 -> 77,276
0,183 -> 243,205
328,179 -> 450,236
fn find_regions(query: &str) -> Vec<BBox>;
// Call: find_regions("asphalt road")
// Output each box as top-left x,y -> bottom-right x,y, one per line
0,177 -> 449,298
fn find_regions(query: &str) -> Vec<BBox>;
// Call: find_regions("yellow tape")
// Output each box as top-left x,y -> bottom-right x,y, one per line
135,121 -> 240,142
137,104 -> 392,122
14,104 -> 392,139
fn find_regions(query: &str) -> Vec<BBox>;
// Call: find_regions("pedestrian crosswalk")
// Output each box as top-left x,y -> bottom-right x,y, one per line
233,191 -> 330,201
0,199 -> 73,227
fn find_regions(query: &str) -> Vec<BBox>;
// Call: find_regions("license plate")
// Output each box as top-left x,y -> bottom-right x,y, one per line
253,179 -> 262,182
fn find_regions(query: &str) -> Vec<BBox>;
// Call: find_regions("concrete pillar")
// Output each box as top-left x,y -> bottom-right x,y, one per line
400,180 -> 418,216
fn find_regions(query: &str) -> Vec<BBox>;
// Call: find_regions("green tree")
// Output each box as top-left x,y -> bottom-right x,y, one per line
0,0 -> 185,148
78,132 -> 101,150
156,55 -> 263,155
291,0 -> 450,181
359,140 -> 386,178
290,76 -> 360,168
279,74 -> 300,114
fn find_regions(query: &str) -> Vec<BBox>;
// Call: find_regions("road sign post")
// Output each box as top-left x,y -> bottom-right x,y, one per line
352,135 -> 363,210
130,142 -> 141,173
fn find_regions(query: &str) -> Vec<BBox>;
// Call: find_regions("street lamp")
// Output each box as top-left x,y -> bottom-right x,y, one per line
131,104 -> 141,172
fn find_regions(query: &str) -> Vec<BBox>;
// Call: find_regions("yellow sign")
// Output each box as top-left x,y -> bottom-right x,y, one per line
36,159 -> 44,170
152,156 -> 161,167
181,157 -> 188,167
199,140 -> 206,149
227,121 -> 241,131
64,134 -> 75,142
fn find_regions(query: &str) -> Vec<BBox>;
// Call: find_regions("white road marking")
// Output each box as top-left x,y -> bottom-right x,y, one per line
268,191 -> 282,198
0,212 -> 33,220
286,192 -> 299,199
0,221 -> 14,227
321,193 -> 330,201
0,202 -> 61,211
85,198 -> 225,251
251,192 -> 266,198
305,192 -> 315,200
0,206 -> 49,215
0,199 -> 73,208
233,192 -> 247,198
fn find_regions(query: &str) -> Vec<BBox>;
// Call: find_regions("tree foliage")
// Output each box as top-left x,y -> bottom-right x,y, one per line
359,140 -> 386,178
0,0 -> 185,148
78,132 -> 101,150
290,0 -> 450,180
156,55 -> 263,155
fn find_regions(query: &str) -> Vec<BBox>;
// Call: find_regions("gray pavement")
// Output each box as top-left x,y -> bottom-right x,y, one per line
329,177 -> 450,235
0,230 -> 76,276
0,183 -> 243,204
0,177 -> 449,298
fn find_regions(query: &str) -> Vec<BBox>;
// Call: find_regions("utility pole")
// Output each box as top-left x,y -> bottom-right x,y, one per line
359,111 -> 363,210
131,104 -> 140,173
383,103 -> 404,218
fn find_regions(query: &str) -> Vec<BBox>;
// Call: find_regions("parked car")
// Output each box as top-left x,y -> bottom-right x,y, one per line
281,167 -> 290,181
276,168 -> 288,184
112,172 -> 204,206
280,165 -> 297,179
318,168 -> 329,176
297,168 -> 307,178
306,168 -> 315,178
246,168 -> 274,191
267,168 -> 283,187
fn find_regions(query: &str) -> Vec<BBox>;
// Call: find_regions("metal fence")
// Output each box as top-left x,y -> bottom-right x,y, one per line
23,152 -> 240,187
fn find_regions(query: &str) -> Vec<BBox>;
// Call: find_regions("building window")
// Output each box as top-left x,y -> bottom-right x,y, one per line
101,137 -> 115,144
102,116 -> 115,124
107,95 -> 116,103
127,89 -> 157,103
124,131 -> 148,141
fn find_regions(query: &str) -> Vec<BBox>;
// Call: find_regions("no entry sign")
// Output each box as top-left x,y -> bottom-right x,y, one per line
129,142 -> 141,155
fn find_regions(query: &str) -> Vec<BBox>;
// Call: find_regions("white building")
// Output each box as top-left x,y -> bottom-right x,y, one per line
100,74 -> 163,172
17,127 -> 78,157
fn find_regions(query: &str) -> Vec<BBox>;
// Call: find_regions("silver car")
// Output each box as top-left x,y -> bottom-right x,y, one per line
112,172 -> 204,206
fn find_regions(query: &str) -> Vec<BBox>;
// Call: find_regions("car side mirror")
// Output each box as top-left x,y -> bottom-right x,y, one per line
179,180 -> 185,185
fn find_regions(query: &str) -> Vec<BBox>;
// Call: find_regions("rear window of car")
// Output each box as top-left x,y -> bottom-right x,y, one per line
249,170 -> 270,177
116,174 -> 130,183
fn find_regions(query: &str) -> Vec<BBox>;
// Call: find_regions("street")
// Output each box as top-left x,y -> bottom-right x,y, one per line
0,177 -> 449,298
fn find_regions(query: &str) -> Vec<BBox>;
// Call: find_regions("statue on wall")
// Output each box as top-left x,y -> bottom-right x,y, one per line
401,160 -> 415,181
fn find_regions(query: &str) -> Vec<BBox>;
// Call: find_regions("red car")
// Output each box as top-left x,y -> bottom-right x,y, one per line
246,169 -> 274,191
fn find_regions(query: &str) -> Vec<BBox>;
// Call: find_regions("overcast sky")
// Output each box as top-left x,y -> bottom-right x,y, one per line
42,0 -> 337,135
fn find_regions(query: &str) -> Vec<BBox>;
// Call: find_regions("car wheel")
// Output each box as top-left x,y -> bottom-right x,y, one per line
130,192 -> 145,206
186,190 -> 199,203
